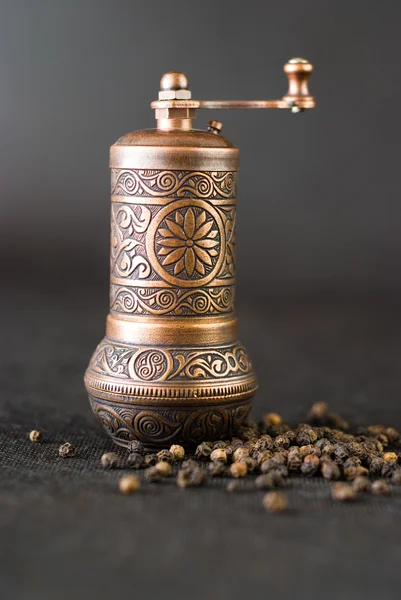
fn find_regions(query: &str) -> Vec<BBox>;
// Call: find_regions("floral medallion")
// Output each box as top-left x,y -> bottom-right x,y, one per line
147,200 -> 225,287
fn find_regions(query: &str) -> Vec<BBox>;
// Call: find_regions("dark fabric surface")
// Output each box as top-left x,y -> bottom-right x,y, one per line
1,288 -> 401,599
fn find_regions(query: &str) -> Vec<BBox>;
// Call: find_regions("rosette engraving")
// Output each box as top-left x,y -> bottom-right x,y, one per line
155,206 -> 220,280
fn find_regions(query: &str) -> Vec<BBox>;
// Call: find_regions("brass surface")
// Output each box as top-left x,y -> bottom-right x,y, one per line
150,59 -> 315,118
110,145 -> 239,171
208,120 -> 223,134
106,315 -> 237,346
85,59 -> 315,448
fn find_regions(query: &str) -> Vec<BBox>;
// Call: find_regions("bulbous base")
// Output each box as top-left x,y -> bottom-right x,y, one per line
84,337 -> 257,449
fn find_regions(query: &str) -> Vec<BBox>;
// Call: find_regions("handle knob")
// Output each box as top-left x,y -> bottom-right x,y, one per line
283,58 -> 314,109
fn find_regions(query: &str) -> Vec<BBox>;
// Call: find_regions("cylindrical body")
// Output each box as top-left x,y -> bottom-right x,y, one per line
84,128 -> 257,449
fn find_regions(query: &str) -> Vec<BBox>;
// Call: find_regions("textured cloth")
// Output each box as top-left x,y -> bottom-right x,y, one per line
1,290 -> 401,599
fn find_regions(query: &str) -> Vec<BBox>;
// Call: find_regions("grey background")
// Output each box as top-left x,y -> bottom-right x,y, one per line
1,0 -> 401,300
1,2 -> 401,599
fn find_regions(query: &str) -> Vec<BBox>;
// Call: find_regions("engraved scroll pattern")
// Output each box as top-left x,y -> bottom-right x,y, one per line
110,285 -> 234,316
89,340 -> 252,382
111,169 -> 236,199
89,396 -> 251,446
110,204 -> 152,279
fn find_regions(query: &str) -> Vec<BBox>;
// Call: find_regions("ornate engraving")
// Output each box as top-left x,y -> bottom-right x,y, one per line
146,199 -> 226,287
88,339 -> 252,382
110,285 -> 234,316
155,206 -> 220,279
133,349 -> 170,381
89,395 -> 251,447
215,206 -> 236,279
85,376 -> 256,402
111,204 -> 151,278
111,169 -> 236,199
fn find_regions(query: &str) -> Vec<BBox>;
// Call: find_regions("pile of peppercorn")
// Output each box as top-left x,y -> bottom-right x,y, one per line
29,402 -> 401,513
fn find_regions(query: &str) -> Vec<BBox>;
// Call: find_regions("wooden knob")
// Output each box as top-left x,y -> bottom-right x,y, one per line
283,58 -> 315,109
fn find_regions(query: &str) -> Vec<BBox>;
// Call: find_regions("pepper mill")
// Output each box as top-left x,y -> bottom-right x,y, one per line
85,58 -> 315,449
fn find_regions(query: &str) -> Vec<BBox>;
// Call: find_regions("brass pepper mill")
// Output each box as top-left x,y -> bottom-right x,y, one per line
85,59 -> 315,449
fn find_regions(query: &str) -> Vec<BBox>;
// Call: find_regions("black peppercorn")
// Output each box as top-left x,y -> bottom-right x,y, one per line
321,459 -> 341,481
233,447 -> 249,463
263,491 -> 288,513
59,442 -> 75,458
255,473 -> 276,490
315,438 -> 331,452
127,452 -> 144,469
194,442 -> 212,461
274,435 -> 291,450
368,456 -> 384,475
176,467 -> 206,489
255,435 -> 274,452
210,448 -> 227,464
29,430 -> 42,443
127,440 -> 144,454
272,451 -> 288,465
386,427 -> 400,445
382,452 -> 398,463
256,450 -> 274,465
230,438 -> 245,452
169,444 -> 185,462
287,447 -> 302,471
371,479 -> 391,496
285,430 -> 297,445
100,452 -> 119,469
333,443 -> 349,463
230,462 -> 247,478
270,466 -> 288,482
144,453 -> 158,467
224,446 -> 234,462
212,440 -> 227,450
344,465 -> 368,481
240,456 -> 258,473
240,425 -> 258,442
260,458 -> 277,474
245,441 -> 257,456
157,449 -> 173,463
347,441 -> 367,461
181,459 -> 198,473
320,442 -> 335,457
343,457 -> 361,469
331,482 -> 356,502
155,461 -> 172,477
300,454 -> 320,476
267,423 -> 292,437
381,460 -> 397,478
307,401 -> 329,424
145,466 -> 163,483
119,475 -> 140,494
299,445 -> 315,458
352,476 -> 371,493
377,433 -> 389,448
208,462 -> 226,477
327,413 -> 349,431
391,469 -> 401,485
227,480 -> 243,492
261,454 -> 288,473
296,425 -> 318,446
343,465 -> 357,481
263,413 -> 282,427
